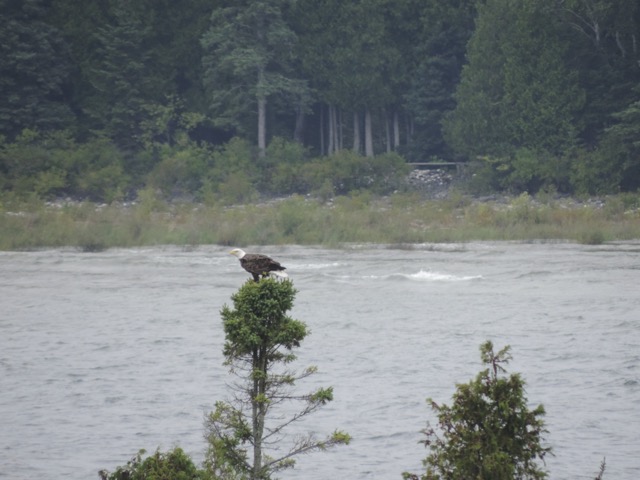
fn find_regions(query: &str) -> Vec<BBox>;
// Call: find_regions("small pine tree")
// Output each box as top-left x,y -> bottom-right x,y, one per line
205,278 -> 349,480
405,341 -> 551,480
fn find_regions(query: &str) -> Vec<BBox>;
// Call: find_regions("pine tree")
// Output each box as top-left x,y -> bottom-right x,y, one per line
205,279 -> 349,480
201,0 -> 309,157
405,341 -> 551,480
84,0 -> 156,152
0,0 -> 73,140
444,0 -> 584,159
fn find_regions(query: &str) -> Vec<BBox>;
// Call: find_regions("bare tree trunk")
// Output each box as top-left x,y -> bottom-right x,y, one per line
252,349 -> 266,479
337,108 -> 343,150
293,104 -> 305,144
364,108 -> 374,157
327,105 -> 341,155
353,111 -> 360,153
329,105 -> 333,154
384,109 -> 391,153
258,96 -> 266,158
333,106 -> 342,152
405,112 -> 413,144
563,4 -> 602,47
615,30 -> 626,57
393,110 -> 400,150
320,105 -> 325,155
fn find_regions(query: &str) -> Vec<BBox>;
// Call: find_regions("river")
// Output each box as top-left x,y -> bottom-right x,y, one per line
1,243 -> 639,479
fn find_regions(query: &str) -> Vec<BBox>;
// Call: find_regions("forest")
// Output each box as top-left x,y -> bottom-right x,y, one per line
1,0 -> 639,203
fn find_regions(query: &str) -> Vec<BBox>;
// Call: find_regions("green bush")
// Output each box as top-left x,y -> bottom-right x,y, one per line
463,149 -> 572,196
146,143 -> 211,199
461,158 -> 503,195
260,137 -> 310,195
99,447 -> 208,480
216,170 -> 258,205
65,139 -> 129,202
570,147 -> 623,195
206,137 -> 256,185
303,150 -> 409,196
0,129 -> 63,198
405,341 -> 551,480
202,137 -> 259,204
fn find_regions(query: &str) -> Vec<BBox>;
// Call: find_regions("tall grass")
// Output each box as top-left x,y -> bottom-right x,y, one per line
1,192 -> 639,250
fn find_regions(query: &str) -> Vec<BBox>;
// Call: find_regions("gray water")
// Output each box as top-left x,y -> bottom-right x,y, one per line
1,243 -> 639,480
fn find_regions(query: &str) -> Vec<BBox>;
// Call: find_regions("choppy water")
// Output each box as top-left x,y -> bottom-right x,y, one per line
1,243 -> 639,479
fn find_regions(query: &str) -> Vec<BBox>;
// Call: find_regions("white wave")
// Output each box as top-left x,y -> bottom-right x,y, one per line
404,270 -> 483,282
297,262 -> 344,270
360,270 -> 482,282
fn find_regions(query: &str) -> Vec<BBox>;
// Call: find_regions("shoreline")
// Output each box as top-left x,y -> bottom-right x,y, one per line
2,188 -> 640,251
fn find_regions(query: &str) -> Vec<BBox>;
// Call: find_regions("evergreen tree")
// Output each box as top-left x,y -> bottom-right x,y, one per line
83,0 -> 157,152
201,0 -> 309,157
444,0 -> 584,160
560,0 -> 640,146
401,0 -> 476,160
580,82 -> 640,193
404,341 -> 551,480
292,0 -> 397,156
205,279 -> 349,480
0,0 -> 73,140
99,447 -> 207,480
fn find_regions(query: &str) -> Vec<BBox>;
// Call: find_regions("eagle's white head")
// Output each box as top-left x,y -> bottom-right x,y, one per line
229,248 -> 246,259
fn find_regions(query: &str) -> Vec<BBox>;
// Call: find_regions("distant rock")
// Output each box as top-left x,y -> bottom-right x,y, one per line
407,168 -> 454,197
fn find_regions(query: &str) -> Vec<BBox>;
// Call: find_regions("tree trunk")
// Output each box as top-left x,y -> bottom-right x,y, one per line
332,105 -> 339,153
320,105 -> 325,155
294,104 -> 305,144
405,112 -> 413,143
327,104 -> 335,155
327,104 -> 341,155
252,347 -> 267,479
364,108 -> 374,157
384,109 -> 391,153
353,111 -> 360,153
337,108 -> 342,150
258,95 -> 266,157
393,110 -> 400,150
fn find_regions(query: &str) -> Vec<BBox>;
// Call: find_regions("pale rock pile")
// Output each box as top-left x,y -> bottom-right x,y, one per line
407,168 -> 455,196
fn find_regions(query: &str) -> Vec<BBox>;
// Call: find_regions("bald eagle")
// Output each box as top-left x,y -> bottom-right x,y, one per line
229,248 -> 288,281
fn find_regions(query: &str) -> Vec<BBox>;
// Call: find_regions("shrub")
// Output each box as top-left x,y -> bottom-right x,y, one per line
405,341 -> 551,480
569,147 -> 623,195
304,150 -> 409,196
99,447 -> 207,480
260,137 -> 310,195
216,170 -> 258,205
146,143 -> 211,199
64,137 -> 129,202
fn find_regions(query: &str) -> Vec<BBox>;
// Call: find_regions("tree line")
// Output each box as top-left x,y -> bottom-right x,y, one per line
1,0 -> 639,201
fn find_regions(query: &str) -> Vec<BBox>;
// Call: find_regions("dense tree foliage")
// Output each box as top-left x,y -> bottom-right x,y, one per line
201,0 -> 308,157
0,0 -> 73,139
404,341 -> 552,480
445,1 -> 584,158
99,447 -> 207,480
1,0 -> 638,200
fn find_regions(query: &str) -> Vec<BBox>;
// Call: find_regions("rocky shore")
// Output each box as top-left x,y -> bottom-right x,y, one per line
26,166 -> 626,213
407,168 -> 455,198
404,167 -> 630,213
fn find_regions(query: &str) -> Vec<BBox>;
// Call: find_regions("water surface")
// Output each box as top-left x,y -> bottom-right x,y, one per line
1,243 -> 639,479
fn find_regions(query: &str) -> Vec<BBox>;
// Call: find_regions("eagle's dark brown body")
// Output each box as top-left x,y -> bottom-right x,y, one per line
230,248 -> 287,281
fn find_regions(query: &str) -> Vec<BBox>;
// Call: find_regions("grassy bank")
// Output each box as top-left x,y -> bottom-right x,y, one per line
2,191 -> 640,251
